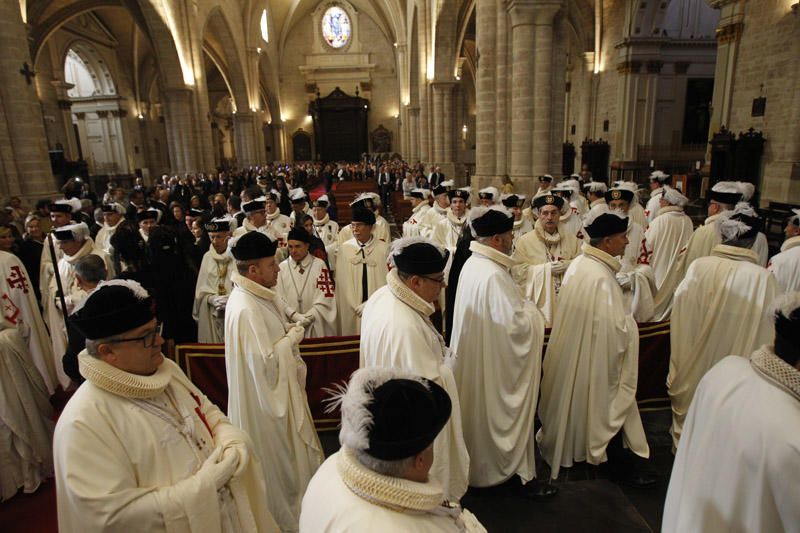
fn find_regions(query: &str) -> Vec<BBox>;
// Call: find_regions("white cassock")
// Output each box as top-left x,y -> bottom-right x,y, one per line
668,244 -> 778,450
311,215 -> 339,266
628,202 -> 648,229
419,203 -> 448,239
768,236 -> 800,292
56,355 -> 277,533
300,449 -> 486,533
644,188 -> 663,223
334,237 -> 389,336
38,234 -> 63,332
559,209 -> 584,240
264,211 -> 292,247
569,197 -> 588,217
537,244 -> 649,479
47,240 -> 112,388
616,219 -> 656,322
683,213 -> 769,268
643,206 -> 694,290
432,210 -> 469,275
360,271 -> 470,501
510,218 -> 533,255
94,218 -> 124,255
663,350 -> 800,533
451,242 -> 546,487
224,273 -> 323,532
511,222 -> 582,326
0,325 -> 54,501
403,202 -> 431,237
0,251 -> 56,394
193,246 -> 234,343
337,216 -> 392,246
277,254 -> 338,338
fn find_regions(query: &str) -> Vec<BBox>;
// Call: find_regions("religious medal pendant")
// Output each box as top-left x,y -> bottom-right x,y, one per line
299,267 -> 305,274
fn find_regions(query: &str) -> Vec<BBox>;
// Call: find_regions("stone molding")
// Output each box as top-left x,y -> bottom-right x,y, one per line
716,21 -> 744,43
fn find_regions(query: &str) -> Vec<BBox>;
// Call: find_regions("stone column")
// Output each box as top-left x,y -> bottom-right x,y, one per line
531,3 -> 560,177
0,0 -> 57,198
162,88 -> 200,173
442,84 -> 456,163
432,84 -> 445,162
495,0 -> 509,176
51,81 -> 80,160
408,106 -> 420,162
233,111 -> 259,167
507,1 -> 537,179
475,0 -> 497,179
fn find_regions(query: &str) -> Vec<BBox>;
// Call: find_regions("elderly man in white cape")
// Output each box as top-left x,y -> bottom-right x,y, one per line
94,202 -> 127,255
309,195 -> 339,266
538,206 -> 655,487
300,368 -> 486,532
47,222 -> 113,389
768,209 -> 800,292
501,194 -> 532,253
193,218 -> 234,343
288,188 -> 311,227
551,184 -> 584,239
644,186 -> 694,320
360,238 -> 470,502
418,180 -> 452,238
644,170 -> 671,223
450,206 -> 556,496
224,231 -> 323,532
403,188 -> 433,237
338,193 -> 392,245
335,207 -> 390,336
668,205 -> 778,451
55,280 -> 277,533
277,227 -> 337,337
39,198 -> 81,331
1,250 -> 57,394
663,292 -> 800,532
0,316 -> 54,502
511,194 -> 581,326
476,186 -> 500,207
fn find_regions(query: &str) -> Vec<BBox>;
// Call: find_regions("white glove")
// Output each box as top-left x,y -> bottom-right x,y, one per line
550,261 -> 568,275
200,446 -> 238,490
616,273 -> 632,290
355,302 -> 367,317
286,324 -> 305,345
209,295 -> 228,310
221,441 -> 249,478
293,312 -> 315,328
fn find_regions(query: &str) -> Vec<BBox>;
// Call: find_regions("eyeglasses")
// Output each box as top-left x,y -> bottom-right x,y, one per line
420,275 -> 446,285
106,321 -> 163,348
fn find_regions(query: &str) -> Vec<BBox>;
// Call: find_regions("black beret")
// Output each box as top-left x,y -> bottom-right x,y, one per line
501,195 -> 525,208
393,243 -> 449,275
708,190 -> 742,205
471,209 -> 514,237
604,188 -> 634,204
311,198 -> 329,208
204,220 -> 231,233
585,213 -> 629,238
432,183 -> 450,196
136,210 -> 160,223
351,208 -> 376,225
366,378 -> 452,460
242,199 -> 266,214
351,197 -> 375,210
231,231 -> 277,260
553,188 -> 574,199
532,194 -> 565,210
54,228 -> 76,241
187,208 -> 206,218
447,189 -> 470,201
410,190 -> 426,200
70,283 -> 155,340
538,175 -> 553,182
49,202 -> 73,214
478,191 -> 495,200
287,227 -> 311,243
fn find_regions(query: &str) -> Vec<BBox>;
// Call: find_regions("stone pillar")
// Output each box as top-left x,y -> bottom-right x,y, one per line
531,4 -> 560,177
442,84 -> 456,163
234,111 -> 259,166
73,113 -> 90,167
162,88 -> 200,173
475,0 -> 497,179
51,81 -> 80,160
408,106 -> 420,162
507,1 -> 537,180
432,84 -> 445,162
0,0 -> 57,198
495,0 -> 509,176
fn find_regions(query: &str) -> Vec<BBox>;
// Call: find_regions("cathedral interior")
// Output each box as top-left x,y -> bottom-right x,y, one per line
0,0 -> 797,204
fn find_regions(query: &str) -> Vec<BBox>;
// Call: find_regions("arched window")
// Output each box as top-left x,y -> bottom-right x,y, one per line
321,6 -> 351,49
260,9 -> 269,43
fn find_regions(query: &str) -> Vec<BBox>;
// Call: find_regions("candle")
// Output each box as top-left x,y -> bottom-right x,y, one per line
695,161 -> 701,170
650,160 -> 654,168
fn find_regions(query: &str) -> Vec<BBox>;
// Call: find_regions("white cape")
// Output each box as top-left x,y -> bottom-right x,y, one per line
224,273 -> 323,532
768,236 -> 800,293
668,245 -> 778,450
537,245 -> 649,479
360,273 -> 470,501
451,242 -> 545,487
277,254 -> 338,338
193,247 -> 234,343
334,237 -> 389,336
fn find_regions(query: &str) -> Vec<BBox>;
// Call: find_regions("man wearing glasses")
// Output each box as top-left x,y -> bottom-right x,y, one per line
359,238 -> 470,503
54,280 -> 277,532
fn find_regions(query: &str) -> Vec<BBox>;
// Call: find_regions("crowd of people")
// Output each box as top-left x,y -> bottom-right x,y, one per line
0,162 -> 798,532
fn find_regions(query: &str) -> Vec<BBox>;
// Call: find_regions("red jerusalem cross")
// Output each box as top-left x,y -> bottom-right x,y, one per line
2,294 -> 20,325
315,268 -> 335,297
6,266 -> 29,293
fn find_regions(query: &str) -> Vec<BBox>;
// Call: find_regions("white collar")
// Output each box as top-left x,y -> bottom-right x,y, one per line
232,272 -> 277,301
780,235 -> 800,253
469,241 -> 515,269
711,244 -> 758,264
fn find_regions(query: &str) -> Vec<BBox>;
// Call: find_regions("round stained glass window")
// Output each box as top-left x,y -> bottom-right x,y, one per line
321,6 -> 351,49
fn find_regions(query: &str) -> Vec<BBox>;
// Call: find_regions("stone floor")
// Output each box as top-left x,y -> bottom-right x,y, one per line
321,409 -> 675,532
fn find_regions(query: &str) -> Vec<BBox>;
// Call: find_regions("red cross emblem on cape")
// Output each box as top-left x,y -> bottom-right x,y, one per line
315,268 -> 335,298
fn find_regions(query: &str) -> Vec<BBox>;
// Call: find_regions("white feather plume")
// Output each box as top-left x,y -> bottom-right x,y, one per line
769,291 -> 800,323
661,186 -> 688,207
736,182 -> 755,202
718,217 -> 752,241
